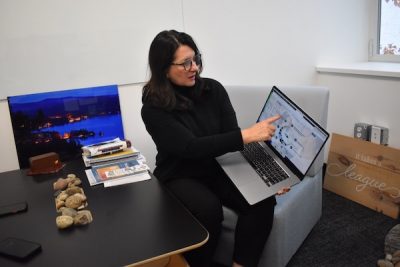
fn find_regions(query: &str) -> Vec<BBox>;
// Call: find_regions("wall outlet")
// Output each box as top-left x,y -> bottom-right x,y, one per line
368,125 -> 389,145
354,123 -> 370,141
369,125 -> 381,144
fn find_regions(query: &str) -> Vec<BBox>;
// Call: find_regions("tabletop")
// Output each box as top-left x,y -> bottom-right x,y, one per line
0,159 -> 208,266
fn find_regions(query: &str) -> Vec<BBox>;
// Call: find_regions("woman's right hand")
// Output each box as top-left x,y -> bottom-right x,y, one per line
241,115 -> 281,144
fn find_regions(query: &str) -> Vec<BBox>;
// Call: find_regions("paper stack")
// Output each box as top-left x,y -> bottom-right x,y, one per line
81,138 -> 140,167
82,138 -> 151,187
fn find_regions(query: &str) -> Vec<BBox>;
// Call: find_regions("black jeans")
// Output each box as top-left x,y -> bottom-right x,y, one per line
164,172 -> 275,267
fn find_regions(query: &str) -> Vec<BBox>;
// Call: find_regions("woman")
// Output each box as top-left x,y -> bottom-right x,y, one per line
141,30 -> 286,267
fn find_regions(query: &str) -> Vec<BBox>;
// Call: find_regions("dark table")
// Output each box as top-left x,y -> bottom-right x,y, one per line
0,159 -> 208,266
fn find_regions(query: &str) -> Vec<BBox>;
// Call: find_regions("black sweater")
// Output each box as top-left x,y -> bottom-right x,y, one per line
141,78 -> 244,182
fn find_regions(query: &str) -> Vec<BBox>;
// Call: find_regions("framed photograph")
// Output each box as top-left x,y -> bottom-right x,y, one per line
8,85 -> 124,169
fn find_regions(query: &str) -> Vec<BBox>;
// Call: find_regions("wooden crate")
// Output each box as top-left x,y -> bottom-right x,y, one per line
324,133 -> 400,219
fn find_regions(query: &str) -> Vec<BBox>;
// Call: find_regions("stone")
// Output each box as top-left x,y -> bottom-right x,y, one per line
59,207 -> 78,217
56,215 -> 74,229
394,251 -> 400,258
56,191 -> 69,202
55,199 -> 65,210
392,250 -> 400,265
65,194 -> 85,209
393,257 -> 400,265
378,259 -> 394,267
53,174 -> 91,229
53,178 -> 70,191
74,193 -> 87,201
53,189 -> 62,197
74,210 -> 93,225
385,225 -> 400,255
72,178 -> 82,186
65,186 -> 83,196
68,178 -> 82,187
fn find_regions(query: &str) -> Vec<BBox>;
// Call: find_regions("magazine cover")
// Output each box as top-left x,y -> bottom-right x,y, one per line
86,158 -> 149,186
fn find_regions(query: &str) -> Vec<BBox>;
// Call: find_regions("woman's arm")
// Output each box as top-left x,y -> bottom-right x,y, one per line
141,104 -> 243,159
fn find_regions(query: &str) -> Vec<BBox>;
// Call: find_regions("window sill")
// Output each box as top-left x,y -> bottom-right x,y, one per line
316,62 -> 400,78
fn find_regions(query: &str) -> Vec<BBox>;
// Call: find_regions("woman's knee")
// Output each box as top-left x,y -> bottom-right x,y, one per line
165,178 -> 224,231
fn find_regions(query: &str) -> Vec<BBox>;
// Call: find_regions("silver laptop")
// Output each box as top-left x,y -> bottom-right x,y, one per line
216,86 -> 329,205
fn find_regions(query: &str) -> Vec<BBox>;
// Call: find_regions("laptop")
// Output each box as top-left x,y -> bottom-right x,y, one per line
216,86 -> 329,205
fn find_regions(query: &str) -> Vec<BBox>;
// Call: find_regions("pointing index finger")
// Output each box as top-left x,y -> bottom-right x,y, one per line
265,114 -> 281,123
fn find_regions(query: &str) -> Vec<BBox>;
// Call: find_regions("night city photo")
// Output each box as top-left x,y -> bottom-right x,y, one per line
8,85 -> 125,169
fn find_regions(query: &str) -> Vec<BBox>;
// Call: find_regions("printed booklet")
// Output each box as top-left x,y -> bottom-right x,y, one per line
85,158 -> 150,186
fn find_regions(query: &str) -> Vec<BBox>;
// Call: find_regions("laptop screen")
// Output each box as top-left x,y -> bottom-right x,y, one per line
257,86 -> 329,176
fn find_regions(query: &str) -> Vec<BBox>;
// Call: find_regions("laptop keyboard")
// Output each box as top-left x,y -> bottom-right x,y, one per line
241,142 -> 289,187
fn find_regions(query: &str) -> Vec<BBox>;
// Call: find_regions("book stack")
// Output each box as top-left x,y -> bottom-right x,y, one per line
81,137 -> 139,167
82,138 -> 151,187
82,147 -> 140,167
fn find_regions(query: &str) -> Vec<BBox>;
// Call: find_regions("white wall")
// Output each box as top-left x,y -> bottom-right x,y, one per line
315,0 -> 396,156
0,99 -> 19,172
317,0 -> 370,64
183,0 -> 321,86
118,83 -> 157,170
317,73 -> 400,149
0,0 -> 183,98
1,0 -> 399,173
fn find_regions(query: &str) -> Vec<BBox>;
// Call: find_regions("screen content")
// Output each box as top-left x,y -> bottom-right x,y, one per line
258,90 -> 328,174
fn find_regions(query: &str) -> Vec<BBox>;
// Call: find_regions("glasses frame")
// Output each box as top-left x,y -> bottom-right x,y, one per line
171,54 -> 202,71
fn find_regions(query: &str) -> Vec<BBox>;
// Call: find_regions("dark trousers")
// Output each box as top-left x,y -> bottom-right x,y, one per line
164,172 -> 275,267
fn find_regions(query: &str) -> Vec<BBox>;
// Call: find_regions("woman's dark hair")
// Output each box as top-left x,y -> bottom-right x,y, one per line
142,30 -> 204,110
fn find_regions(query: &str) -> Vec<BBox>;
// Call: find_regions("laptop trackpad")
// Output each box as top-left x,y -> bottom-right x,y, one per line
216,152 -> 262,187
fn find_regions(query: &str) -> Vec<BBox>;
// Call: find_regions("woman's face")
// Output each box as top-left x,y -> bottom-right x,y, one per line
167,45 -> 200,87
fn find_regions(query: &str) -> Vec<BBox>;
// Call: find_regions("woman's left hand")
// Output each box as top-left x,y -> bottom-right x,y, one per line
276,187 -> 291,195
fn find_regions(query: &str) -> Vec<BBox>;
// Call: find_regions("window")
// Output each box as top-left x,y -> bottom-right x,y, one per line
370,0 -> 400,62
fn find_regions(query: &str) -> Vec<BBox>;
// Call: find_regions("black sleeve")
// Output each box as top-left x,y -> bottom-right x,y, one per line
141,83 -> 243,159
214,80 -> 240,133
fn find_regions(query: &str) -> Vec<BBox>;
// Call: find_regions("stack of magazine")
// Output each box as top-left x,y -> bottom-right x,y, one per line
82,138 -> 151,187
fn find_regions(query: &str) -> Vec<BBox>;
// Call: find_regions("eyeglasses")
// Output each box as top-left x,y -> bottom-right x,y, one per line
171,54 -> 202,71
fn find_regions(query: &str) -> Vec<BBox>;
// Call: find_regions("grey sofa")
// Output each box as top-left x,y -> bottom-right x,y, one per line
124,84 -> 329,267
